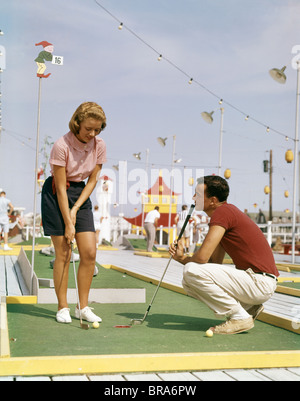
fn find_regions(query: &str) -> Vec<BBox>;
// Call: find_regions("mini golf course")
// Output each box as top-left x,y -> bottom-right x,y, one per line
1,247 -> 300,376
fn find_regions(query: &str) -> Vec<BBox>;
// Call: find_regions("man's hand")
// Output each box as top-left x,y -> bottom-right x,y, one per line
169,239 -> 185,262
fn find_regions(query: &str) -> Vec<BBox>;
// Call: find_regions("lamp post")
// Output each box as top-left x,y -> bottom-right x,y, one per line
157,136 -> 178,244
132,149 -> 150,232
201,107 -> 225,175
269,63 -> 300,263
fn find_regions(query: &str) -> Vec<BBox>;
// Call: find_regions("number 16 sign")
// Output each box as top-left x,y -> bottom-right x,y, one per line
34,41 -> 63,78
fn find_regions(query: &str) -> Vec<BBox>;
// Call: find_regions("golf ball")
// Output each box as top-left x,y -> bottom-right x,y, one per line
93,321 -> 100,329
206,329 -> 214,338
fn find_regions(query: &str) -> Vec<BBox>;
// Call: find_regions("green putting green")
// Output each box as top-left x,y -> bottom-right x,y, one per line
7,263 -> 300,358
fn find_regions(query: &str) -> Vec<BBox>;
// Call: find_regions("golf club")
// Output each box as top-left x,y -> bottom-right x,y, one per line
130,203 -> 195,326
71,242 -> 89,330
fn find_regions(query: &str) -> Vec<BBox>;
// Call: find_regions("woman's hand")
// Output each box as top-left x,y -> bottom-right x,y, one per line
64,222 -> 76,245
69,206 -> 78,226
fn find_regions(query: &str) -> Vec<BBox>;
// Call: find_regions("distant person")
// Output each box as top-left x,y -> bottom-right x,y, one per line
0,191 -> 14,251
257,209 -> 267,233
93,205 -> 102,249
175,205 -> 195,254
257,209 -> 266,224
169,176 -> 279,335
41,102 -> 107,325
144,206 -> 160,252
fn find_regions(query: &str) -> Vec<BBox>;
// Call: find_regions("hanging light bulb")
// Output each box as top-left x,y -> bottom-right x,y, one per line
266,127 -> 270,133
285,149 -> 294,163
245,115 -> 249,121
224,169 -> 231,179
188,177 -> 194,186
157,54 -> 162,61
188,78 -> 193,84
133,152 -> 141,160
118,22 -> 123,30
219,99 -> 223,105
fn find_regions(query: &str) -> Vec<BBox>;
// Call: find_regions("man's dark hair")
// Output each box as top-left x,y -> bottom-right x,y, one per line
154,206 -> 159,211
197,175 -> 229,202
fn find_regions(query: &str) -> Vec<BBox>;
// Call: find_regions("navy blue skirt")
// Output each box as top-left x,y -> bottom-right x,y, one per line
41,176 -> 95,236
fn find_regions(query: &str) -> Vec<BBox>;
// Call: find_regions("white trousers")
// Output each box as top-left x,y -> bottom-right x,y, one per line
182,263 -> 277,318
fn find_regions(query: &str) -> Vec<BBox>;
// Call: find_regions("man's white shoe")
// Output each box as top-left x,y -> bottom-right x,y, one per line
56,308 -> 72,323
75,306 -> 102,323
3,244 -> 12,251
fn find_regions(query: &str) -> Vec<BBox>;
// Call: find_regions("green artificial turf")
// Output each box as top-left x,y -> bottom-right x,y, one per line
7,263 -> 300,358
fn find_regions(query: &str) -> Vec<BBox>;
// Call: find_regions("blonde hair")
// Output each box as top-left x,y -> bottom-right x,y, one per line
69,102 -> 107,135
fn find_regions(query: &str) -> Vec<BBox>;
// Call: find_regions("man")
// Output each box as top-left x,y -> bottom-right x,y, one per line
144,206 -> 160,252
169,176 -> 278,335
175,205 -> 196,254
0,191 -> 14,251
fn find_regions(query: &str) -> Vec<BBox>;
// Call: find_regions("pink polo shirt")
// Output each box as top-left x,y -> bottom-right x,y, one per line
50,131 -> 107,182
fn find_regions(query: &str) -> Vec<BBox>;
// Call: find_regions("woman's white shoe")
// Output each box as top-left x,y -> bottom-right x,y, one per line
56,308 -> 72,323
75,306 -> 102,323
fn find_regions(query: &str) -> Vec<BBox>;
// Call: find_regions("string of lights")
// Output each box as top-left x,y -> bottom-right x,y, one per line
93,0 -> 293,141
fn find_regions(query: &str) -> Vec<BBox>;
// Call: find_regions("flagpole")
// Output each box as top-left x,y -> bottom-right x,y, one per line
31,77 -> 42,293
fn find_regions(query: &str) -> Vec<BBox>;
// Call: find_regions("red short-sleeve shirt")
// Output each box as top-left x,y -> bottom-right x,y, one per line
209,203 -> 279,276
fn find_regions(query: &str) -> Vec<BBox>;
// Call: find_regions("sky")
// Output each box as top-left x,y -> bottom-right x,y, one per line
0,0 -> 300,219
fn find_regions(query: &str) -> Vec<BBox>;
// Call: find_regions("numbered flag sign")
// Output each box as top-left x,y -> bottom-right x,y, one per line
52,55 -> 63,65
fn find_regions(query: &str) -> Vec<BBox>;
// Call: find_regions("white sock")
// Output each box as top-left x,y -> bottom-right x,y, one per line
230,307 -> 251,320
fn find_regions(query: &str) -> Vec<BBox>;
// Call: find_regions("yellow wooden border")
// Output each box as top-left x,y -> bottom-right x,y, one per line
6,296 -> 37,305
258,312 -> 300,334
0,351 -> 300,377
277,277 -> 300,283
276,285 -> 300,297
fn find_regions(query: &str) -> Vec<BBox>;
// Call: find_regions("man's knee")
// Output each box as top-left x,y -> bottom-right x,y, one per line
182,262 -> 207,289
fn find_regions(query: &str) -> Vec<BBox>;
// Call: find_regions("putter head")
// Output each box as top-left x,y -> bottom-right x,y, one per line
81,322 -> 90,330
130,319 -> 143,326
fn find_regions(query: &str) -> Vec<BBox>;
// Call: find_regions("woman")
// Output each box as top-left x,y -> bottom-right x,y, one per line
41,102 -> 107,324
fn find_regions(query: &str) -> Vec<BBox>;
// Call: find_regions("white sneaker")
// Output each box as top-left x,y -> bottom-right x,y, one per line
3,244 -> 12,251
93,265 -> 99,277
75,306 -> 102,323
56,308 -> 72,323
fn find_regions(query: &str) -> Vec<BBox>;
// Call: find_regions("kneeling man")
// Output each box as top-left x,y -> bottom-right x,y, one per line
169,176 -> 278,335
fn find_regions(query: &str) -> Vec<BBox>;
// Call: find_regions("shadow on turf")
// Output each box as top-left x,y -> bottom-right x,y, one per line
7,304 -> 57,321
117,312 -> 221,332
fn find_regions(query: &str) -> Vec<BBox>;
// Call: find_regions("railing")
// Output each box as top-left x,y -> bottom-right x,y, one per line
23,221 -> 300,248
118,222 -> 300,247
